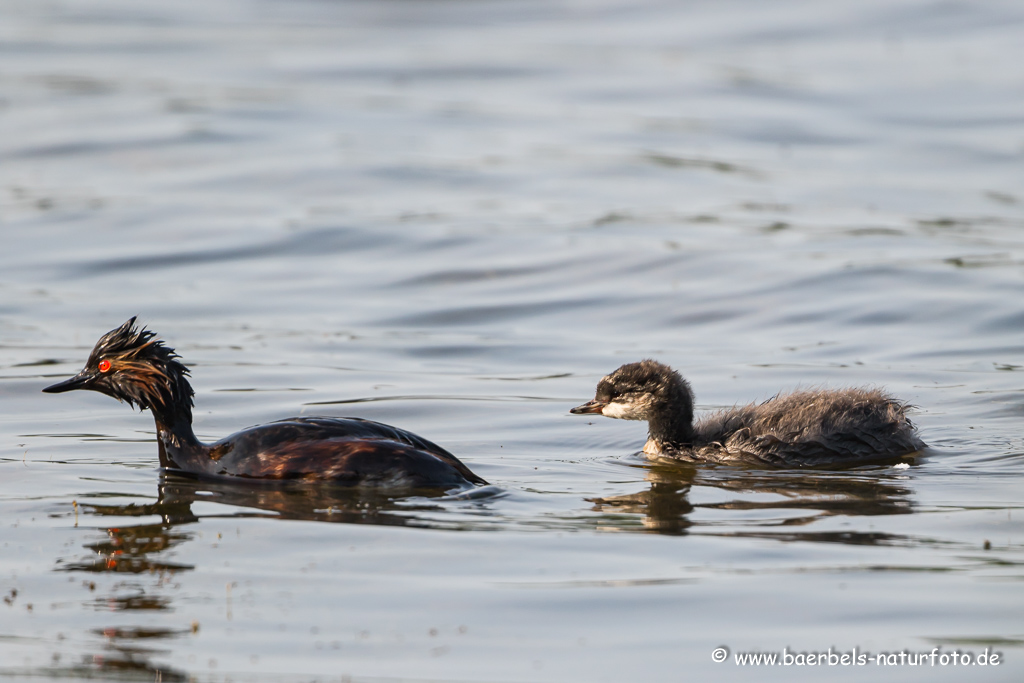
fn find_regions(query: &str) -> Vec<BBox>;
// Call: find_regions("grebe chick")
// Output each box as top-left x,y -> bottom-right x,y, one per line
571,360 -> 923,467
44,318 -> 486,488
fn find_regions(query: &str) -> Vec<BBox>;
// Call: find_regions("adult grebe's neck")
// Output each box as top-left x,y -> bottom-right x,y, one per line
134,362 -> 205,465
153,412 -> 201,448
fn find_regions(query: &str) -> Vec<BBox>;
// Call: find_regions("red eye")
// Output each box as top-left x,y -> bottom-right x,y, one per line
98,359 -> 112,373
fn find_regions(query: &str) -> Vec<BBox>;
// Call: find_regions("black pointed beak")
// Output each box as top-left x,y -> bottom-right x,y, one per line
43,371 -> 94,394
570,399 -> 606,415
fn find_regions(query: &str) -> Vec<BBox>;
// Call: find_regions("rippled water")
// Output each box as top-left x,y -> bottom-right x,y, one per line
2,0 -> 1023,680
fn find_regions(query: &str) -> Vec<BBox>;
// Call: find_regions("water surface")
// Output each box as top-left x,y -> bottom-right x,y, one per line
2,0 -> 1023,680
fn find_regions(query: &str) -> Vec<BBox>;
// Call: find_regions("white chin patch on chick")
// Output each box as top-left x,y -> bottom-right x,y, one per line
601,401 -> 639,420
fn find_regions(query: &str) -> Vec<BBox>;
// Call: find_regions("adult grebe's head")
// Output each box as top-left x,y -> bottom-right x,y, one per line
570,360 -> 693,422
43,317 -> 194,421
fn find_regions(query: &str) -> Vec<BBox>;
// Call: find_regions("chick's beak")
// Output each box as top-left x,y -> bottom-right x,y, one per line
43,370 -> 95,394
570,399 -> 606,415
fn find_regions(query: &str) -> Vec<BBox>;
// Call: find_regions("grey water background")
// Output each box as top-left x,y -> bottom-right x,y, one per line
1,0 -> 1023,680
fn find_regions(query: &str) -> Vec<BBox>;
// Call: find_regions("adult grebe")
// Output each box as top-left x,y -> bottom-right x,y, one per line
44,318 -> 486,488
571,360 -> 923,467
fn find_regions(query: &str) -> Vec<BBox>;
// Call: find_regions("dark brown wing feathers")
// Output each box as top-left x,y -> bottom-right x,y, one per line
189,417 -> 486,486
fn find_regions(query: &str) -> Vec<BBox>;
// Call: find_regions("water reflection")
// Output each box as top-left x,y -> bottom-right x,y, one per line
49,461 -> 924,678
60,519 -> 194,575
62,462 -> 924,559
77,626 -> 191,683
589,475 -> 695,535
72,475 -> 491,537
54,476 -> 489,681
590,458 -> 918,541
52,489 -> 196,679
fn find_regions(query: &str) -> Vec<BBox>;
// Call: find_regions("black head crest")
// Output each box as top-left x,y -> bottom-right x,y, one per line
44,317 -> 196,423
92,318 -> 193,420
89,317 -> 158,363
